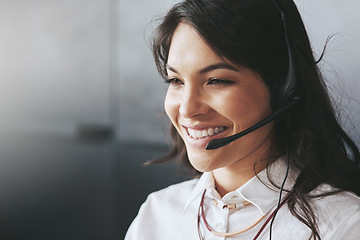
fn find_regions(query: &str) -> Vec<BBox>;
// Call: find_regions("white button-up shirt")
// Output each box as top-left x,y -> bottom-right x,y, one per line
125,159 -> 360,239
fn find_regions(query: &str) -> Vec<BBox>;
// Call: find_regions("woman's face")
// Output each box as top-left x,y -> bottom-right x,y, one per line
165,23 -> 275,173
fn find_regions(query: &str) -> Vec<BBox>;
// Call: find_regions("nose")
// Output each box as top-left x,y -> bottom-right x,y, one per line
179,87 -> 209,119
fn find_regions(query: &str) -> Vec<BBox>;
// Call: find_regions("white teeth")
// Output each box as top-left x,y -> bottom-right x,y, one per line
208,128 -> 214,136
188,128 -> 194,137
187,127 -> 226,139
202,130 -> 208,137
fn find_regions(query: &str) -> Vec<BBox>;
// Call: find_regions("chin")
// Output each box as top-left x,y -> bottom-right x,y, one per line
187,150 -> 219,173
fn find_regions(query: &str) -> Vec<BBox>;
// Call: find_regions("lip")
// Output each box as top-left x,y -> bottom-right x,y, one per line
181,125 -> 228,149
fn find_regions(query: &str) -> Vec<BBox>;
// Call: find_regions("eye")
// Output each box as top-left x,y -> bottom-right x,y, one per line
207,78 -> 233,85
165,78 -> 184,86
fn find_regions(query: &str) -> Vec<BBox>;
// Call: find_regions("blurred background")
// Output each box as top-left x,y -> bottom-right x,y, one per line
0,0 -> 359,239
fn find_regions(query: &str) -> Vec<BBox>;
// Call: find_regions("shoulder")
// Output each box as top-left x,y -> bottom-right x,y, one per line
137,178 -> 200,218
125,178 -> 199,240
146,178 -> 199,205
312,185 -> 360,239
312,184 -> 360,213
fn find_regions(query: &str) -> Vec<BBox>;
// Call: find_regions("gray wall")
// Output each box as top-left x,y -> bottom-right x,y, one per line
295,0 -> 360,137
0,0 -> 111,136
0,0 -> 179,143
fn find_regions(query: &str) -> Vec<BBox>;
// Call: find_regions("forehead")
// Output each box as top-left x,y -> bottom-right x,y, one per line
167,23 -> 226,69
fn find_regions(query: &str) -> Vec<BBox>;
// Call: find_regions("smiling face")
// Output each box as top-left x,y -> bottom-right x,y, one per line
165,23 -> 275,174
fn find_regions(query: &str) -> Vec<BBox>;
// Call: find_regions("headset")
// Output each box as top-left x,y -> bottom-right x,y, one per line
205,0 -> 300,239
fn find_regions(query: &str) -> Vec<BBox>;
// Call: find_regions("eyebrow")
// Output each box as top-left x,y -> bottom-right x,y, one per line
166,62 -> 240,75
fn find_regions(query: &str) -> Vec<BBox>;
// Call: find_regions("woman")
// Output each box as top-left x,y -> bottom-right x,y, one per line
126,0 -> 360,239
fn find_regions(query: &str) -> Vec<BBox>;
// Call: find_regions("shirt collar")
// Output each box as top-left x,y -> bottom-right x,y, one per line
183,157 -> 298,215
182,171 -> 213,214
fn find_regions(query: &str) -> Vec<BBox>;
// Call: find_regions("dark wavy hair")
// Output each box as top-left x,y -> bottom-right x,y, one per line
150,0 -> 360,239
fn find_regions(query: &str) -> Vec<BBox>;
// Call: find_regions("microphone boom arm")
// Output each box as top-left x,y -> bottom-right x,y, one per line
206,97 -> 300,150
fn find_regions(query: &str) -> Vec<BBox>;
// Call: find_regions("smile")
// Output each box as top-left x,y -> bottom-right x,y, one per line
186,126 -> 226,139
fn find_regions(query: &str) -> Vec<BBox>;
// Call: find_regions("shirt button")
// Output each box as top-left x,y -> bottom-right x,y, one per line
216,223 -> 222,230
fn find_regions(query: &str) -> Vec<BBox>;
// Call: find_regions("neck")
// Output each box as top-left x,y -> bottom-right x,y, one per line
212,132 -> 277,198
212,160 -> 267,197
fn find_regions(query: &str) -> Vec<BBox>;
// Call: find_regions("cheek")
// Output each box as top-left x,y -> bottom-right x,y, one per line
164,91 -> 178,124
212,89 -> 250,114
216,87 -> 271,126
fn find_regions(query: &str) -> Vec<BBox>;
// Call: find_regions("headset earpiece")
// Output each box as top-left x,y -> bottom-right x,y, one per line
272,0 -> 299,108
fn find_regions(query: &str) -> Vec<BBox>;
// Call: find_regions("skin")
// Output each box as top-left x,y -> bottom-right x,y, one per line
164,23 -> 276,197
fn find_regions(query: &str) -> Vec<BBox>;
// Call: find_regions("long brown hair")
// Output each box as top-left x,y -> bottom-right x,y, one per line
150,0 -> 360,239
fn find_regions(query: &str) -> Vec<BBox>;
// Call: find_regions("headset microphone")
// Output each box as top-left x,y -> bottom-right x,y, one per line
206,0 -> 299,151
